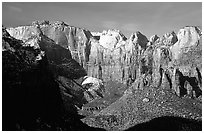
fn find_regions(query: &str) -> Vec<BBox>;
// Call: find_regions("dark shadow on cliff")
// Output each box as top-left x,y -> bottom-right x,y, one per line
2,55 -> 105,131
126,116 -> 202,131
2,28 -> 104,131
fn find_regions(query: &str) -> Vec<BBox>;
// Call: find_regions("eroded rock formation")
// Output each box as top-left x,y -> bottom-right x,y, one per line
7,21 -> 93,71
3,20 -> 202,131
6,22 -> 149,87
82,26 -> 202,130
82,76 -> 105,102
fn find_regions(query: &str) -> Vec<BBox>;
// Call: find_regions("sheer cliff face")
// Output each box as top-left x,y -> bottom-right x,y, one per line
2,28 -> 63,130
137,26 -> 202,98
4,21 -> 202,130
88,31 -> 148,85
2,28 -> 105,131
4,24 -> 88,110
7,21 -> 93,71
6,21 -> 202,98
6,22 -> 148,86
82,27 -> 202,131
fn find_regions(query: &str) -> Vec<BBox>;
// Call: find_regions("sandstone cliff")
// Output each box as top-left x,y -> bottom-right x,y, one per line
6,20 -> 202,103
82,26 -> 202,130
3,27 -> 60,130
4,21 -> 202,131
7,21 -> 93,71
6,21 -> 149,88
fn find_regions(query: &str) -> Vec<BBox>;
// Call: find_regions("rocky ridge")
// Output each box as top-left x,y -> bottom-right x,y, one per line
2,25 -> 105,130
81,26 -> 202,130
3,21 -> 202,130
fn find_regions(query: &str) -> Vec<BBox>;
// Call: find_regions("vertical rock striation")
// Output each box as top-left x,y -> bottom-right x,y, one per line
3,20 -> 202,130
6,21 -> 202,100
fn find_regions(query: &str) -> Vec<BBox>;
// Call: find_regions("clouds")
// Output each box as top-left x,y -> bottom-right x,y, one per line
101,20 -> 139,34
121,23 -> 139,32
101,21 -> 119,29
7,5 -> 22,12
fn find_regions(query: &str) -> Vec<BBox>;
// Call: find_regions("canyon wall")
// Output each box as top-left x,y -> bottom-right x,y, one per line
3,20 -> 202,130
6,21 -> 202,99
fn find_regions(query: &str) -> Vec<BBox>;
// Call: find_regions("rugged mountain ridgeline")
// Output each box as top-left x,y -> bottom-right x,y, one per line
3,20 -> 202,130
2,25 -> 105,131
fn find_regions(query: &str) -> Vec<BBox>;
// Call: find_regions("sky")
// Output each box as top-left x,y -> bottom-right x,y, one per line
2,2 -> 202,38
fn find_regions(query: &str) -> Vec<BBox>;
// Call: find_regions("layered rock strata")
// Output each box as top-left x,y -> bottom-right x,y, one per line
4,21 -> 202,130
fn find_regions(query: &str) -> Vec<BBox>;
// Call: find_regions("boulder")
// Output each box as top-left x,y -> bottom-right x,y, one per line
162,31 -> 178,46
82,76 -> 105,102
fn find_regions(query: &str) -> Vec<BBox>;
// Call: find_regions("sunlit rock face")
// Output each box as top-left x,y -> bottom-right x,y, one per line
7,21 -> 93,72
149,34 -> 159,44
6,22 -> 149,86
5,24 -> 88,109
2,25 -> 106,131
82,26 -> 202,131
6,22 -> 202,99
87,31 -> 149,86
4,20 -> 202,131
98,29 -> 127,50
131,26 -> 202,98
170,26 -> 202,98
82,76 -> 105,102
171,26 -> 201,60
162,31 -> 178,46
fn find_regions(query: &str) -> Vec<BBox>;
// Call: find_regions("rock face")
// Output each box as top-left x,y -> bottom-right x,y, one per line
3,27 -> 62,130
2,26 -> 106,131
7,21 -> 93,71
171,26 -> 201,60
162,31 -> 178,46
97,29 -> 127,50
137,26 -> 202,99
82,26 -> 202,130
171,27 -> 202,98
149,34 -> 159,44
6,22 -> 149,87
4,20 -> 202,131
6,21 -> 99,103
87,31 -> 149,87
82,76 -> 105,102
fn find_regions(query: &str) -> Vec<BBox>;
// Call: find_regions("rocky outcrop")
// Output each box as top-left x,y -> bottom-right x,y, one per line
132,26 -> 202,99
6,21 -> 202,100
171,27 -> 202,97
2,28 -> 60,130
4,20 -> 202,131
2,26 -> 106,131
82,26 -> 202,130
97,29 -> 127,50
162,31 -> 178,46
149,34 -> 159,44
6,21 -> 106,103
7,20 -> 93,71
82,76 -> 105,102
6,23 -> 149,88
87,31 -> 149,87
171,26 -> 201,60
